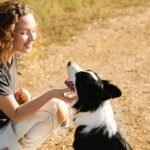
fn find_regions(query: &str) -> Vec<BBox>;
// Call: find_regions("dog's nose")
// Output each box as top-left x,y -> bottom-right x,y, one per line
68,61 -> 71,66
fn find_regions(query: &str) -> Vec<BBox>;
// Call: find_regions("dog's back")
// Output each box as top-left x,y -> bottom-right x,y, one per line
73,125 -> 132,150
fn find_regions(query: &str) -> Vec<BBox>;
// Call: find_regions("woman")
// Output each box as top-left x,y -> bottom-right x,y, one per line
0,0 -> 75,149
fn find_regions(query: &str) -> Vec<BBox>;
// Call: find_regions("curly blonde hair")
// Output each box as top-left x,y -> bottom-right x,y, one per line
0,0 -> 34,63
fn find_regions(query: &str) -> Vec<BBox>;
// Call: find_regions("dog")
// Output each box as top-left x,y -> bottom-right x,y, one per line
67,61 -> 132,150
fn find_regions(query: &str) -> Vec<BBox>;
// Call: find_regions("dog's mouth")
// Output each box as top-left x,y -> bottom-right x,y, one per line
65,61 -> 83,89
64,78 -> 75,90
65,61 -> 85,105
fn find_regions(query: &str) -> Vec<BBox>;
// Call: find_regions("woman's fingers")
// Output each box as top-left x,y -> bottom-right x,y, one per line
15,88 -> 31,104
64,92 -> 76,99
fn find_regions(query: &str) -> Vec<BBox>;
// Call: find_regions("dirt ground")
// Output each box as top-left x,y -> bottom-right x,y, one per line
18,6 -> 150,150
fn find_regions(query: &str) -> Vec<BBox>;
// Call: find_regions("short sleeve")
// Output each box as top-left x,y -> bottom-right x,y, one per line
0,72 -> 12,96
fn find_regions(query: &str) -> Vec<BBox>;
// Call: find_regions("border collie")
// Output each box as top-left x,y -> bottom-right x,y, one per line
67,61 -> 132,150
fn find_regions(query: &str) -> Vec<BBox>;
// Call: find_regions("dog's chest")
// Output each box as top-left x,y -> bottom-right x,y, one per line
72,101 -> 118,136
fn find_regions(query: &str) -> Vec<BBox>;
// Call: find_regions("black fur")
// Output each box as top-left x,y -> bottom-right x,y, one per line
73,71 -> 121,112
73,126 -> 132,150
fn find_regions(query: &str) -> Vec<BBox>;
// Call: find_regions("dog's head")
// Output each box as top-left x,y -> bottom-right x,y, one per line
67,61 -> 122,112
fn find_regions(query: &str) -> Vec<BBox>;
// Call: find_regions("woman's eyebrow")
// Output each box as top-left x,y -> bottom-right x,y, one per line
15,27 -> 37,31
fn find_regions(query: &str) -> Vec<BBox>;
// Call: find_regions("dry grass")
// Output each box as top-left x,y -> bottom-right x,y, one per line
22,0 -> 150,44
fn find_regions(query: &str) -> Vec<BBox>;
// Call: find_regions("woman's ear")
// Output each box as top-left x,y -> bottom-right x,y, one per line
102,80 -> 122,99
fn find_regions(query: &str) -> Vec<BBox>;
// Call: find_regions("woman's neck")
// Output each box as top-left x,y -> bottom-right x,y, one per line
7,50 -> 15,64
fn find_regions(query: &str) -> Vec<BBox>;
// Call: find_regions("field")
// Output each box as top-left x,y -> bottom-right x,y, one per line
6,0 -> 149,149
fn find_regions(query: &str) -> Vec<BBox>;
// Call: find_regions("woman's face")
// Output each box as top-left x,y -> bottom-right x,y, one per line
12,13 -> 37,53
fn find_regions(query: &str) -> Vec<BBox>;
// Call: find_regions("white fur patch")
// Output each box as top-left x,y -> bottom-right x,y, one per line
73,101 -> 117,137
67,62 -> 83,83
87,71 -> 99,81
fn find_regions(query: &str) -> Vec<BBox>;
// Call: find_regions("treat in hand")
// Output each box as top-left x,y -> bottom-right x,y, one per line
64,91 -> 77,99
15,88 -> 31,105
64,78 -> 75,90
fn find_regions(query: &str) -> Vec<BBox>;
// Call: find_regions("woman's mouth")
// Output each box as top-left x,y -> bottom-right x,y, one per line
24,43 -> 33,48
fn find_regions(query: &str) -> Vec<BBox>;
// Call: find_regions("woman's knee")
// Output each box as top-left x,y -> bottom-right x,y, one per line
56,100 -> 69,125
40,98 -> 69,125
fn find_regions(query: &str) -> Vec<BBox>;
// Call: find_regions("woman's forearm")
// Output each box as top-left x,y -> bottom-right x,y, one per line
14,90 -> 55,122
0,88 -> 72,123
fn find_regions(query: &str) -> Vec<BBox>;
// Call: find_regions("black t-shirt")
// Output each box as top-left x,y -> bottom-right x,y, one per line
0,55 -> 18,120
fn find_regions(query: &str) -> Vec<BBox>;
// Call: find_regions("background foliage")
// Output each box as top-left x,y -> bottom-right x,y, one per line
14,0 -> 150,44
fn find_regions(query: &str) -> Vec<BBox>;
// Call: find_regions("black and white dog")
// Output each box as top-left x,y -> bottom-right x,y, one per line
67,61 -> 132,150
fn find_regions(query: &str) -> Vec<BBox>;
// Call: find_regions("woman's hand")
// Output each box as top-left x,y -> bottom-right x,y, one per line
51,88 -> 77,104
15,88 -> 31,105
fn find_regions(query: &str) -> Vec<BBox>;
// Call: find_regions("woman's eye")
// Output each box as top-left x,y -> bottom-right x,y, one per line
20,30 -> 36,35
32,29 -> 36,33
21,31 -> 27,35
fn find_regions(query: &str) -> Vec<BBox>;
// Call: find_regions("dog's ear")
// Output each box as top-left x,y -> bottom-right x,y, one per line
102,80 -> 122,99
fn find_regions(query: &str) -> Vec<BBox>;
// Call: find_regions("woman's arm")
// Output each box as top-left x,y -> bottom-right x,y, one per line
0,88 -> 75,123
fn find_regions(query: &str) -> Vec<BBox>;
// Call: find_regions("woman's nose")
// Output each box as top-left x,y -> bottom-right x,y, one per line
28,31 -> 36,41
